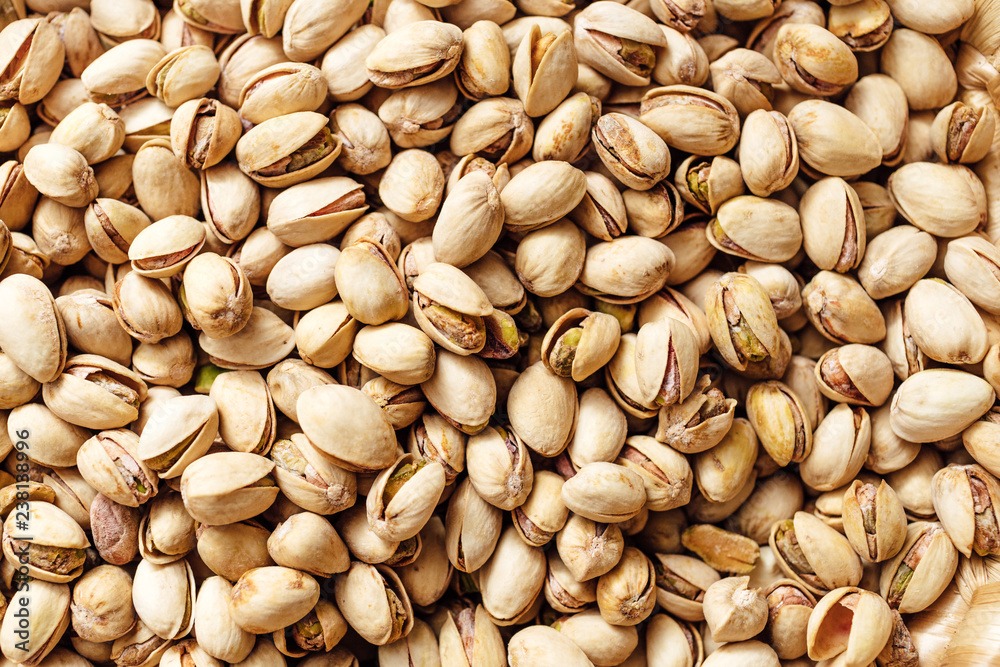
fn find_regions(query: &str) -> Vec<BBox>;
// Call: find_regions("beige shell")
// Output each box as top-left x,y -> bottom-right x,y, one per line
420,350 -> 496,435
137,394 -> 219,479
0,274 -> 68,383
540,308 -> 621,382
573,2 -> 666,86
333,562 -> 413,644
180,452 -> 278,525
2,501 -> 89,583
267,176 -> 367,247
297,384 -> 398,472
128,215 -> 206,278
42,354 -> 148,430
367,454 -> 447,542
199,307 -> 295,370
365,20 -> 463,89
230,566 -> 321,635
500,160 -> 587,232
131,558 -> 196,640
235,111 -> 341,187
431,171 -> 504,268
76,429 -> 158,507
635,317 -> 699,407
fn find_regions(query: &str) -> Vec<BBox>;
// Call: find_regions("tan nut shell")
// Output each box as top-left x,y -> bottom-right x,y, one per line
297,384 -> 398,472
180,452 -> 278,525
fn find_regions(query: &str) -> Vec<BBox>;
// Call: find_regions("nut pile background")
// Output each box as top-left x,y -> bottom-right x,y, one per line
1,0 -> 1000,665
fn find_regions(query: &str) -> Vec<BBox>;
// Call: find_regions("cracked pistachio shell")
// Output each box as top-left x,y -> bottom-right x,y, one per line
367,454 -> 446,542
298,384 -> 397,473
945,236 -> 1000,315
882,298 -> 927,383
904,279 -> 988,364
84,198 -> 150,264
295,302 -> 358,369
533,92 -> 600,163
828,0 -> 894,51
675,155 -> 744,216
762,580 -> 816,660
238,62 -> 326,124
209,370 -> 275,454
773,23 -> 858,96
515,218 -> 587,298
334,238 -> 409,326
137,394 -> 219,478
878,521 -> 958,613
842,479 -> 906,563
546,550 -> 598,614
49,102 -> 125,165
0,274 -> 67,383
931,464 -> 1000,558
407,412 -> 465,484
500,160 -> 587,233
240,0 -> 294,37
799,177 -> 865,273
705,272 -> 781,372
128,215 -> 205,278
334,562 -> 413,645
606,333 -> 658,419
573,2 -> 666,86
432,171 -> 504,268
561,462 -> 646,523
634,317 -> 699,407
413,262 -> 493,355
457,20 -> 510,100
81,39 -> 166,106
646,614 -> 705,667
270,433 -> 356,515
508,362 -> 577,457
2,501 -> 89,583
656,376 -> 737,454
512,470 -> 567,547
799,404 -> 870,492
806,587 -> 892,665
352,323 -> 436,386
266,512 -> 349,578
787,100 -> 882,178
616,434 -> 692,512
932,101 -> 997,165
335,504 -> 407,566
578,236 -> 675,304
146,46 -> 220,108
509,625 -> 593,667
652,553 -> 719,622
652,24 -> 709,88
639,85 -> 740,156
802,271 -> 885,345
366,20 -> 463,89
199,307 -> 294,370
76,429 -> 157,507
450,97 -> 533,165
379,149 -> 445,223
708,195 -> 802,263
738,110 -> 798,198
592,112 -> 670,191
814,344 -> 893,407
595,546 -> 656,626
23,143 -> 98,208
193,576 -> 254,663
888,162 -> 987,237
964,408 -> 1000,478
43,354 -> 147,429
570,171 -> 627,241
479,527 -> 546,625
182,253 -> 253,340
230,566 -> 320,635
769,512 -> 863,595
845,73 -> 908,167
131,558 -> 195,640
0,579 -> 70,665
0,18 -> 64,105
71,564 -> 136,644
0,161 -> 37,233
709,49 -> 781,116
267,176 -> 368,247
737,262 -> 800,321
745,381 -> 811,466
169,98 -> 240,171
137,491 -> 195,564
55,289 -> 131,367
173,0 -> 244,34
421,350 -> 496,435
512,24 -> 577,117
857,225 -> 936,300
693,417 -> 757,504
235,111 -> 341,188
445,476 -> 503,571
541,308 -> 621,382
438,603 -> 505,667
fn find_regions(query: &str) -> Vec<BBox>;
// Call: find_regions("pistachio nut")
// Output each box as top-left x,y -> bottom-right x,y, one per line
511,25 -> 577,118
507,362 -> 577,457
55,289 -> 133,367
456,20 -> 511,100
814,344 -> 894,407
639,85 -> 740,156
334,238 -> 409,326
49,102 -> 125,165
656,375 -> 737,454
802,270 -> 886,344
444,476 -> 502,573
561,462 -> 646,523
266,511 -> 349,580
857,225 -> 936,300
131,557 -> 195,640
432,171 -> 504,269
891,369 -> 995,444
709,48 -> 782,117
533,91 -> 599,163
787,99 -> 882,178
645,614 -> 704,667
0,274 -> 67,383
71,564 -> 136,644
235,111 -> 341,188
500,160 -> 587,233
508,625 -> 593,667
592,112 -> 671,191
450,96 -> 533,165
702,576 -> 767,643
0,579 -> 71,665
22,143 -> 98,208
931,464 -> 1000,558
573,2 -> 666,86
705,272 -> 781,372
511,470 -> 567,547
569,171 -> 628,241
265,176 -> 366,248
137,491 -> 195,564
2,501 -> 89,583
411,262 -> 493,356
633,317 -> 699,407
365,20 -> 462,89
707,195 -> 802,263
464,424 -> 533,512
615,435 -> 692,512
420,350 -> 496,435
773,23 -> 858,96
180,451 -> 277,525
367,454 -> 446,542
651,552 -> 718,622
238,62 -> 326,124
769,511 -> 863,595
0,18 -> 65,104
842,479 -> 906,564
879,520 -> 958,614
578,236 -> 675,305
745,381 -> 811,467
138,394 -> 219,478
42,354 -> 147,430
805,587 -> 892,665
478,526 -> 546,625
297,384 -> 397,473
594,546 -> 656,626
681,523 -> 760,574
693,417 -> 758,504
230,566 -> 321,635
77,429 -> 157,507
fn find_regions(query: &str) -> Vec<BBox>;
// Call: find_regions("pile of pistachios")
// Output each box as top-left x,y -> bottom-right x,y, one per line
2,0 -> 1000,665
